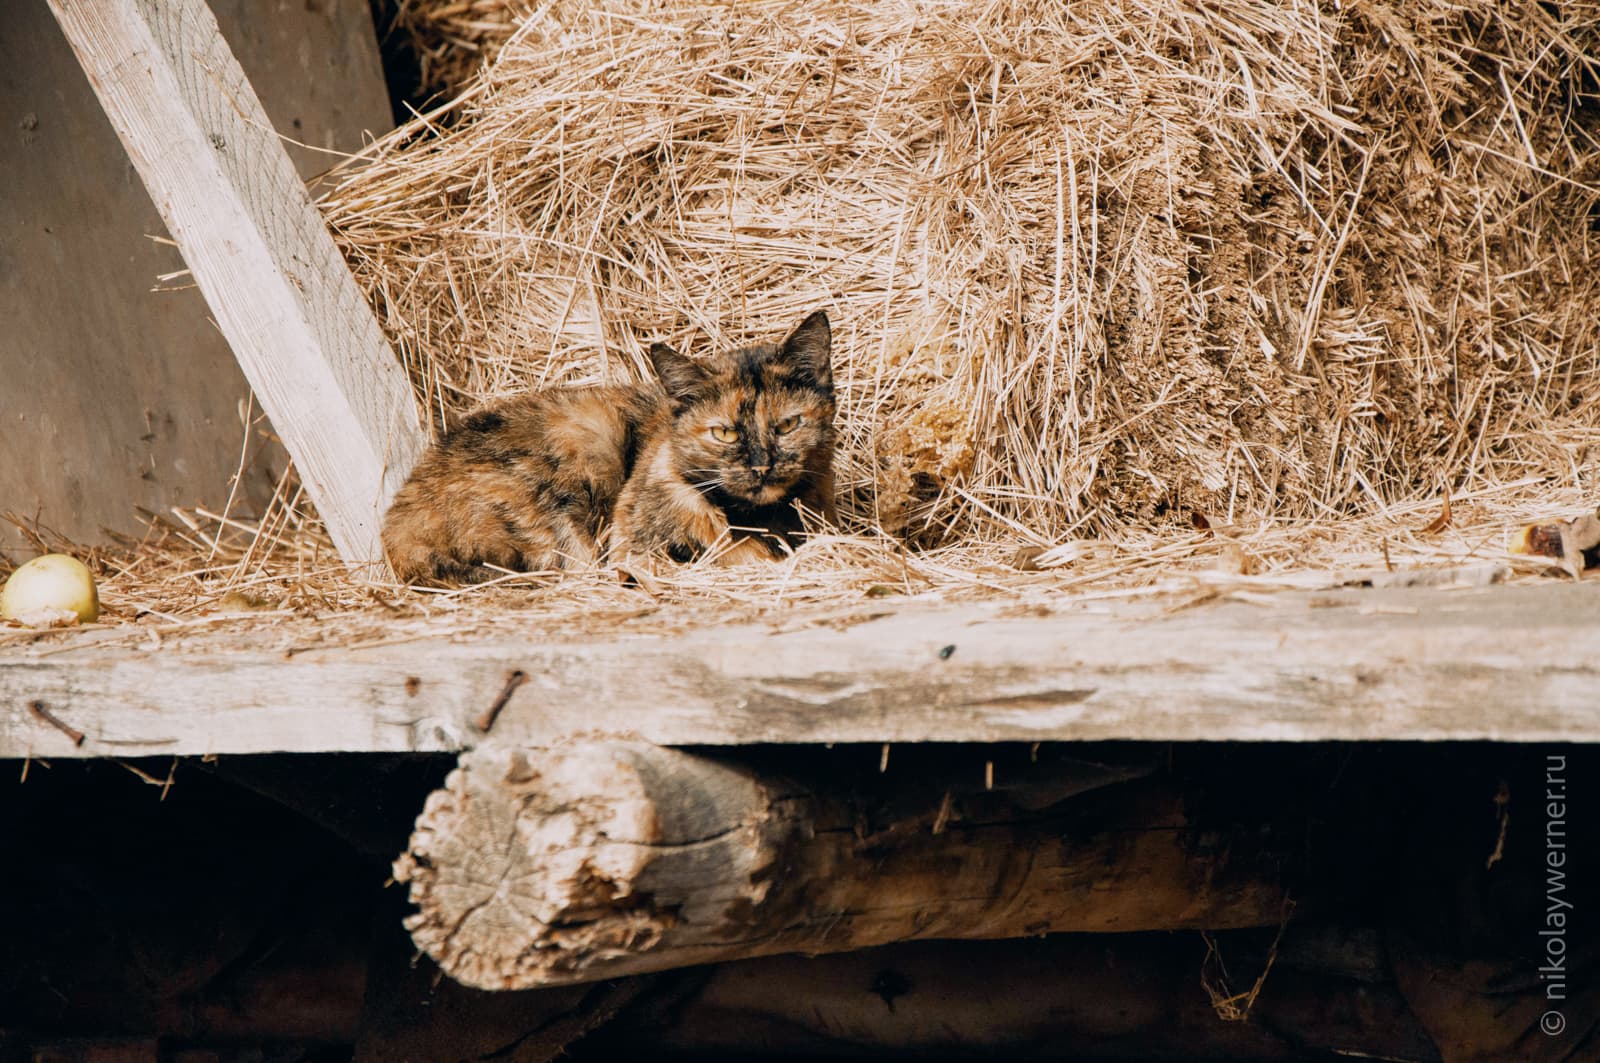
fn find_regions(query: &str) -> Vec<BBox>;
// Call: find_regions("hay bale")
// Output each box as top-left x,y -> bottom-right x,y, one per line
325,0 -> 1600,550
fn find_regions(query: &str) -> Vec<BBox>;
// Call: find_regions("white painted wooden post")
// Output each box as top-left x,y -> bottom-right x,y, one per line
46,0 -> 425,569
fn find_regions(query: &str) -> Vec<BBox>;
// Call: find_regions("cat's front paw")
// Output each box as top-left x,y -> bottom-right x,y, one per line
708,536 -> 787,567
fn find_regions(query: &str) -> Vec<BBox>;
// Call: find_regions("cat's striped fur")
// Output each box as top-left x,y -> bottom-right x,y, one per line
381,311 -> 836,584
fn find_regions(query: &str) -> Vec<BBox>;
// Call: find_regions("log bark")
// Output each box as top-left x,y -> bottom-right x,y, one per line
396,741 -> 1296,990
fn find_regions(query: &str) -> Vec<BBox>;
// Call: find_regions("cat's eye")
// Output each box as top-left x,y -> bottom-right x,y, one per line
710,424 -> 739,443
775,415 -> 802,435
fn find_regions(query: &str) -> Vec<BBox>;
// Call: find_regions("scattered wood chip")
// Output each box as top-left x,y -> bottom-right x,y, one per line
214,589 -> 279,612
1011,545 -> 1047,571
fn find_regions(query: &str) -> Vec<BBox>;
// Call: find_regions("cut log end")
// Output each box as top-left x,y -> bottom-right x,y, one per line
395,742 -> 792,990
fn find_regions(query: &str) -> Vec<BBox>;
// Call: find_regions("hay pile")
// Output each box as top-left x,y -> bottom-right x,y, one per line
327,0 -> 1600,554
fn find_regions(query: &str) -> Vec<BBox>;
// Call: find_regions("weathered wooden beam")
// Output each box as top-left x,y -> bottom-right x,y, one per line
46,0 -> 425,568
395,741 -> 1295,989
2,585 -> 1599,758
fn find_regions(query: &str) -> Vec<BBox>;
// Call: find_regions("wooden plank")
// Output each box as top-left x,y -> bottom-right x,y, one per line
46,0 -> 425,568
1,584 -> 1598,757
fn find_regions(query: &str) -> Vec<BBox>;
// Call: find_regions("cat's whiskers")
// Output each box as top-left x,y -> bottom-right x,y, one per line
384,311 -> 834,583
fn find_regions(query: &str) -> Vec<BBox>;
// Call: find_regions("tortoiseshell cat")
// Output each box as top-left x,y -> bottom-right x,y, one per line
381,311 -> 836,584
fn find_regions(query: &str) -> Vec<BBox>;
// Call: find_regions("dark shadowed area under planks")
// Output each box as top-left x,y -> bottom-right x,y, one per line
5,745 -> 1596,1060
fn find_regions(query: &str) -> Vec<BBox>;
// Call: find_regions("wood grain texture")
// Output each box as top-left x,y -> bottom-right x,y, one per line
2,584 -> 1598,759
45,0 -> 424,567
396,741 -> 1293,988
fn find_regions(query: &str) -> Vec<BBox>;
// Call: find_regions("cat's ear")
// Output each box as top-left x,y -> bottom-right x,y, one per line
779,310 -> 832,391
648,342 -> 708,406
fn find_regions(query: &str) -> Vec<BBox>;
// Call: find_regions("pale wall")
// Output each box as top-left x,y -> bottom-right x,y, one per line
0,0 -> 393,556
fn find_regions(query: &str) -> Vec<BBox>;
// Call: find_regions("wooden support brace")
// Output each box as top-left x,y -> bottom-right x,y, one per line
46,0 -> 425,568
396,741 -> 1295,990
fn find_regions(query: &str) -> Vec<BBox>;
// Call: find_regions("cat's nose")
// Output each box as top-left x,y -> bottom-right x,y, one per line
750,465 -> 770,478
